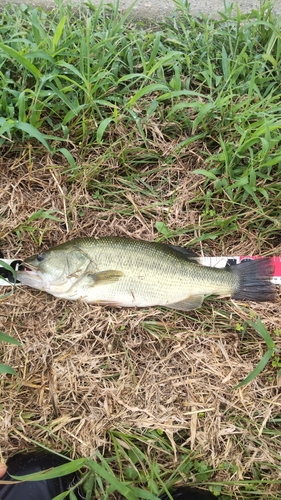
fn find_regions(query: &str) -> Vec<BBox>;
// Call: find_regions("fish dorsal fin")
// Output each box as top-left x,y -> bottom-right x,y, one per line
86,270 -> 124,286
166,294 -> 204,311
166,244 -> 199,263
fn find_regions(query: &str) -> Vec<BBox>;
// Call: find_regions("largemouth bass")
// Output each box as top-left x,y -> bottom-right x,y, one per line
17,237 -> 276,311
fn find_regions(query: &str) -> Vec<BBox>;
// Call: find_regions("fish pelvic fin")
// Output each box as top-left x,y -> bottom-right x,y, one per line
166,295 -> 204,311
231,257 -> 276,302
87,269 -> 124,286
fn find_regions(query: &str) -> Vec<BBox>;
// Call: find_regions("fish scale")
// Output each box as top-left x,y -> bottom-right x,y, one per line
72,238 -> 234,298
11,237 -> 276,311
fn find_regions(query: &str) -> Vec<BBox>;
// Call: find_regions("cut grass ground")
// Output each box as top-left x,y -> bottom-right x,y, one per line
0,0 -> 281,498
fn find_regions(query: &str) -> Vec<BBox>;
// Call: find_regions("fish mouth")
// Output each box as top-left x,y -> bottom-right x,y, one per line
21,261 -> 38,271
16,262 -> 44,286
20,262 -> 39,272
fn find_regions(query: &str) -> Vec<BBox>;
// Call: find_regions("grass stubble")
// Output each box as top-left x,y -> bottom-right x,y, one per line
0,0 -> 281,498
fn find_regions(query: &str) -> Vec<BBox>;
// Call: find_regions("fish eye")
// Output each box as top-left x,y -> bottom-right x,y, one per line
37,252 -> 46,262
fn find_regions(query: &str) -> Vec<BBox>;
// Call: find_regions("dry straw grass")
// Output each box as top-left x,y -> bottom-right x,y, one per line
0,142 -> 281,497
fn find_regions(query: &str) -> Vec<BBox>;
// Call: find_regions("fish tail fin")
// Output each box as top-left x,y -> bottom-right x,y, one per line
231,257 -> 276,302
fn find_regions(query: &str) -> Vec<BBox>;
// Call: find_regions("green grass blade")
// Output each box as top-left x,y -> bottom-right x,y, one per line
234,349 -> 274,389
14,121 -> 52,152
191,102 -> 214,134
129,487 -> 161,500
247,317 -> 276,349
0,43 -> 42,79
52,491 -> 71,500
0,331 -> 21,346
0,364 -> 17,375
147,32 -> 161,70
85,471 -> 95,500
27,208 -> 62,222
11,458 -> 86,481
56,148 -> 77,172
0,261 -> 17,283
87,458 -> 139,500
127,84 -> 169,107
52,15 -> 66,52
0,119 -> 14,136
221,46 -> 229,80
96,117 -> 114,144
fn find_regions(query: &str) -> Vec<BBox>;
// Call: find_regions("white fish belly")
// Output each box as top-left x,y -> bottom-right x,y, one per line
65,272 -> 195,307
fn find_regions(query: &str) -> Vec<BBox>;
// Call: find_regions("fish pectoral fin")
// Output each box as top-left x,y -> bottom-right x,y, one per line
86,270 -> 124,286
166,295 -> 204,311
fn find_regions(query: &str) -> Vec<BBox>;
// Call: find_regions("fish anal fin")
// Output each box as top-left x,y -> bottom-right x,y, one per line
166,295 -> 204,311
87,270 -> 124,286
94,300 -> 123,307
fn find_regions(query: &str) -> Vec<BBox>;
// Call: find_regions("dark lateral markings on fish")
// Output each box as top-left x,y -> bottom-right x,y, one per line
16,237 -> 276,311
